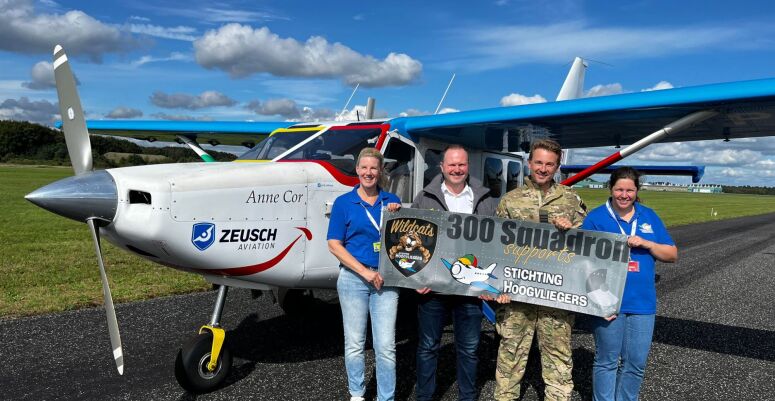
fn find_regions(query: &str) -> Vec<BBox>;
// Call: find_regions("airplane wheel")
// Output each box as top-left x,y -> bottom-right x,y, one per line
174,332 -> 232,393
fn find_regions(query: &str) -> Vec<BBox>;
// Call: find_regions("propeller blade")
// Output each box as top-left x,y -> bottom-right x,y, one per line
53,45 -> 93,175
86,218 -> 124,375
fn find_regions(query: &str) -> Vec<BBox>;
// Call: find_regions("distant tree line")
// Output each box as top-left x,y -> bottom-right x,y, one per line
721,185 -> 775,195
0,120 -> 237,167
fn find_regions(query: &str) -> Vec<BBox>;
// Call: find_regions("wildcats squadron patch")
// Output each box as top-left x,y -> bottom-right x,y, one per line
384,218 -> 437,277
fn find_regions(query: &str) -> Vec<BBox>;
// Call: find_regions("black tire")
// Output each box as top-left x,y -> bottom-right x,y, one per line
174,332 -> 232,393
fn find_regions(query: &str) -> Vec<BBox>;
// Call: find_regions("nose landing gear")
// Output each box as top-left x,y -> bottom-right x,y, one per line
175,285 -> 233,393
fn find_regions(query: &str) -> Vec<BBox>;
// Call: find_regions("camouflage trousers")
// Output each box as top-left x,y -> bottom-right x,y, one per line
494,302 -> 574,401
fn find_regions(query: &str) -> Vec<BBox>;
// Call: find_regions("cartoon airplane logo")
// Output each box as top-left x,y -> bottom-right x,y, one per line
440,254 -> 501,294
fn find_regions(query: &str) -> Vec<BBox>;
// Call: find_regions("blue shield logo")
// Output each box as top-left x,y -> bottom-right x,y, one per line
191,223 -> 216,251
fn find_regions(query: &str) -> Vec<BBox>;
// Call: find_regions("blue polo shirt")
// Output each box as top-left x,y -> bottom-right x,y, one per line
582,201 -> 674,314
327,185 -> 400,268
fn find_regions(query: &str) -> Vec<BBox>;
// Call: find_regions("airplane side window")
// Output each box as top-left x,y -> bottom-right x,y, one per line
484,157 -> 504,198
383,139 -> 415,203
284,128 -> 382,176
235,130 -> 320,161
423,149 -> 442,187
507,161 -> 522,191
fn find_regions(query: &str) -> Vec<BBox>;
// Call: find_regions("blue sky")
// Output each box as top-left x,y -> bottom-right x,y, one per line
2,0 -> 775,186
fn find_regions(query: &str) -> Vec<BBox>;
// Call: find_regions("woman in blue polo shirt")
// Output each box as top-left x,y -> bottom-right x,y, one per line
581,167 -> 677,401
327,147 -> 401,401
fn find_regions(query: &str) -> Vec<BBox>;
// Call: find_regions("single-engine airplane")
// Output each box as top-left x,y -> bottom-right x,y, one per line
26,45 -> 775,392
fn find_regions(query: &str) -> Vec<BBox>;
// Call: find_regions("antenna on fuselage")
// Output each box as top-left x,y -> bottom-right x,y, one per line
434,73 -> 456,114
338,83 -> 360,120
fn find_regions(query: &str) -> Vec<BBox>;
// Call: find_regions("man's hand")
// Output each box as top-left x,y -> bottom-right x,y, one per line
551,216 -> 573,231
416,287 -> 431,295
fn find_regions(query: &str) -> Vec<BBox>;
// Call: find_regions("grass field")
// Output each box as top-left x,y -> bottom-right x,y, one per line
2,165 -> 774,317
0,165 -> 210,318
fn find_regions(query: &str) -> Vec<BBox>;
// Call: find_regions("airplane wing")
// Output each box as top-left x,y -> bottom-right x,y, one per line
390,77 -> 775,150
56,120 -> 293,148
561,165 -> 705,183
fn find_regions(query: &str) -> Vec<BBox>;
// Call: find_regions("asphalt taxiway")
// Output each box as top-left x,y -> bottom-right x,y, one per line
1,213 -> 773,400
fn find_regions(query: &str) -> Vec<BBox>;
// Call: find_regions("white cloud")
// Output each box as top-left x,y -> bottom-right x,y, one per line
399,108 -> 430,117
106,107 -> 143,119
336,104 -> 388,121
0,0 -> 135,61
0,97 -> 58,125
448,21 -> 755,71
22,61 -> 55,89
130,52 -> 190,67
150,91 -> 236,110
245,98 -> 301,119
585,83 -> 623,97
145,6 -> 286,24
642,81 -> 674,91
194,24 -> 422,87
500,93 -> 547,106
438,107 -> 460,114
127,24 -> 197,41
719,168 -> 744,177
150,112 -> 213,121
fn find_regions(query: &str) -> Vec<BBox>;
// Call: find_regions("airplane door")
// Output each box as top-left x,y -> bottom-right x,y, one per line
481,152 -> 525,201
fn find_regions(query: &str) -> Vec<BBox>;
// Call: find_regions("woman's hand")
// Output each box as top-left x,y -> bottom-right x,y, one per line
361,269 -> 384,290
386,202 -> 402,212
627,235 -> 651,249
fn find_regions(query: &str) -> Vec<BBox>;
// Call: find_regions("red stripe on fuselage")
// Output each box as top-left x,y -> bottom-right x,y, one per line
277,160 -> 359,186
203,226 -> 311,277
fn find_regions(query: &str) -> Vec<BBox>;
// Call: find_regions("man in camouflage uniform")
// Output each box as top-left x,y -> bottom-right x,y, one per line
492,138 -> 587,401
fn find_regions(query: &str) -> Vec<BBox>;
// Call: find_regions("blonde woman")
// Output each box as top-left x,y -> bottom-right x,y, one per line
327,147 -> 401,401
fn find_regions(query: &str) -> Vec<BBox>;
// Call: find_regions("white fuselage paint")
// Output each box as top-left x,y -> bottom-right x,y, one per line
101,161 -> 350,289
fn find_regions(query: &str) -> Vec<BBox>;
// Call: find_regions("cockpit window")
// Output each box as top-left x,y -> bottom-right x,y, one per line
282,127 -> 382,176
236,129 -> 321,160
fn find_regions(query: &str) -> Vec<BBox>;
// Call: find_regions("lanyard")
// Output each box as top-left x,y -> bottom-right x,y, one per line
606,200 -> 637,236
361,200 -> 383,233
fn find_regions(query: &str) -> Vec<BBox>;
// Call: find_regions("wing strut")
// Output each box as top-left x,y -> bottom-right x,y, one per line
176,135 -> 216,162
561,110 -> 717,186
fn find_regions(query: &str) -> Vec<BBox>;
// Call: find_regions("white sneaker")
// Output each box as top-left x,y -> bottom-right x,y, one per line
350,397 -> 365,401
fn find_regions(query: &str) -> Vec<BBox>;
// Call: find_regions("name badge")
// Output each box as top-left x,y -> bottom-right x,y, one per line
373,242 -> 381,253
628,260 -> 640,273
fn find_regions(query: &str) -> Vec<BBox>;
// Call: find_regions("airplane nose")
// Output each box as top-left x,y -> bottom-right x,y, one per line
25,170 -> 117,223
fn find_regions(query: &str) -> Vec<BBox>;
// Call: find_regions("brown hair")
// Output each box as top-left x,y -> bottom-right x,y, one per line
528,138 -> 563,163
441,144 -> 468,163
609,166 -> 642,202
356,147 -> 387,188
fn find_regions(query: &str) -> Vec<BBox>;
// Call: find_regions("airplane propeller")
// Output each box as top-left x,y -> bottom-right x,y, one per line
52,44 -> 124,375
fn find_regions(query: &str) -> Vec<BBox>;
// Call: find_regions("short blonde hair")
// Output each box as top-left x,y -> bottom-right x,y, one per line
356,147 -> 387,188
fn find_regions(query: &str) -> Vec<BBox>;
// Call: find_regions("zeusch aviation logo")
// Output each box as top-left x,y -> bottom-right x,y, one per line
191,222 -> 216,251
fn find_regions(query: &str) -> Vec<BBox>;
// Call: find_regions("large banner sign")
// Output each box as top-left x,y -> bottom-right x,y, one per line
379,208 -> 630,317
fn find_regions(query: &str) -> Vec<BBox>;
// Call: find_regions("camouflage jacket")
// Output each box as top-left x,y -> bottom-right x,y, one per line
496,177 -> 587,227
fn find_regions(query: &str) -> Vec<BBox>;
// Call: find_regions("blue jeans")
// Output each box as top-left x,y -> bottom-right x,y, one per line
591,313 -> 655,401
416,294 -> 483,401
337,267 -> 399,401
